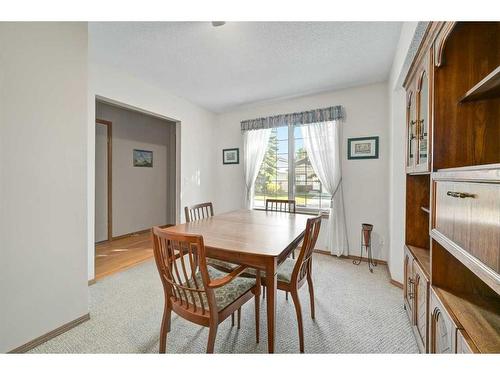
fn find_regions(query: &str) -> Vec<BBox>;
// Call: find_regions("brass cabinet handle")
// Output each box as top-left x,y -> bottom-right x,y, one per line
408,277 -> 415,299
418,120 -> 425,140
446,191 -> 475,199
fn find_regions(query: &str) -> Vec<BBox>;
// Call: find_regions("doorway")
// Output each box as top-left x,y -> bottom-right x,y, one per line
94,100 -> 178,280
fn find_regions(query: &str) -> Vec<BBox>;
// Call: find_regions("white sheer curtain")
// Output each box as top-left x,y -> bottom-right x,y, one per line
243,128 -> 272,209
301,121 -> 349,256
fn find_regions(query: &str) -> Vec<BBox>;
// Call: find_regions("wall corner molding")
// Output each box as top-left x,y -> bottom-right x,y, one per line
390,279 -> 404,289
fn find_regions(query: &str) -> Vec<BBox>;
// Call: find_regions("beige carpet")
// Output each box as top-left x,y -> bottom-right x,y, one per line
30,253 -> 418,353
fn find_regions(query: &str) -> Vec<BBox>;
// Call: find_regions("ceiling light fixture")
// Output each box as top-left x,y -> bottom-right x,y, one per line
211,21 -> 226,27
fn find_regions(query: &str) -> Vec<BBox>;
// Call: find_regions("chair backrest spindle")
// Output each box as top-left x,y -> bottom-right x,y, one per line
265,199 -> 296,213
185,202 -> 214,223
152,227 -> 215,315
291,216 -> 322,284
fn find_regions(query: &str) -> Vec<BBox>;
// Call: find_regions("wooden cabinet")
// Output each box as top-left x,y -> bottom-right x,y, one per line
413,261 -> 429,352
430,288 -> 458,353
405,50 -> 432,174
403,22 -> 500,355
456,329 -> 479,354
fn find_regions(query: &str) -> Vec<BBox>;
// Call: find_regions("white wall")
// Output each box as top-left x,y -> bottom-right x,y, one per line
0,23 -> 89,352
96,102 -> 176,237
387,22 -> 419,283
213,82 -> 390,260
87,62 -> 217,280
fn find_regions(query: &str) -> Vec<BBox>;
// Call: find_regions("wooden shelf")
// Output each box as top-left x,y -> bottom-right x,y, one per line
434,286 -> 500,353
407,245 -> 430,278
431,229 -> 500,295
420,206 -> 430,214
459,65 -> 500,103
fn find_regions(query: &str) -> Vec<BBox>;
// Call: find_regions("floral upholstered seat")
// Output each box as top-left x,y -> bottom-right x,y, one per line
183,266 -> 256,311
243,258 -> 296,282
207,258 -> 239,272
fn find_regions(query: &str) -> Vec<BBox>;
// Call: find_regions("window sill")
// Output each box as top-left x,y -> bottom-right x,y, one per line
253,208 -> 329,219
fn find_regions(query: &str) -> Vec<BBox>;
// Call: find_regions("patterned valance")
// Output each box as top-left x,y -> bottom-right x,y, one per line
240,106 -> 344,131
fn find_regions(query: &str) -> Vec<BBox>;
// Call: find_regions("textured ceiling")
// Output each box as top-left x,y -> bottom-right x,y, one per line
89,22 -> 402,113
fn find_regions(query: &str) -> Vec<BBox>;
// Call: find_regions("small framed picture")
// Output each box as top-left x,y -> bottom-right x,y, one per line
133,149 -> 153,167
347,136 -> 379,160
222,148 -> 239,164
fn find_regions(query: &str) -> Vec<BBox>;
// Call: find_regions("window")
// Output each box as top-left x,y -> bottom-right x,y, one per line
253,125 -> 331,211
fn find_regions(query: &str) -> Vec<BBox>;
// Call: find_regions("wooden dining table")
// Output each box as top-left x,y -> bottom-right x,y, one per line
163,208 -> 310,353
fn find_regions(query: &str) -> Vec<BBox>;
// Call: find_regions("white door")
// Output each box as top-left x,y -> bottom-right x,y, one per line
95,123 -> 109,242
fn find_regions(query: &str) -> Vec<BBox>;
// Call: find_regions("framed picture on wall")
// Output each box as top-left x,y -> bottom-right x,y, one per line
133,149 -> 153,167
347,136 -> 379,160
222,148 -> 239,164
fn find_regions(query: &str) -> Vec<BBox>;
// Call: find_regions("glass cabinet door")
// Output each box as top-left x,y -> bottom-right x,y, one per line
417,70 -> 430,169
406,90 -> 417,171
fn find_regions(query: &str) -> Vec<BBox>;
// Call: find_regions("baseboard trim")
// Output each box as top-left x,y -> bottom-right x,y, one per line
111,228 -> 151,241
313,249 -> 331,256
390,279 -> 404,289
88,278 -> 96,286
313,249 -> 387,265
109,224 -> 173,242
314,249 -> 402,290
8,313 -> 90,353
345,254 -> 388,266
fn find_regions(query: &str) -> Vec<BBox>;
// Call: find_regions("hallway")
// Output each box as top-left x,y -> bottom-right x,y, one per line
94,232 -> 154,280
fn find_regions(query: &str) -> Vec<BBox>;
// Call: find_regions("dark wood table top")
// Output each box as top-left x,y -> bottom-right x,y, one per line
164,209 -> 309,257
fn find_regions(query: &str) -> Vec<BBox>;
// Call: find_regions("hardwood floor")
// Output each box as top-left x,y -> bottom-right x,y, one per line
95,231 -> 154,280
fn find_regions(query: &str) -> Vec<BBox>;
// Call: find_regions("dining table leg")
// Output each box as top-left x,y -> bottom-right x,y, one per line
265,257 -> 278,353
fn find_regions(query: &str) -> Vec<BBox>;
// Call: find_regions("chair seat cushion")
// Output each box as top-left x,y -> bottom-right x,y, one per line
207,258 -> 239,272
241,258 -> 296,283
184,266 -> 256,312
277,258 -> 296,283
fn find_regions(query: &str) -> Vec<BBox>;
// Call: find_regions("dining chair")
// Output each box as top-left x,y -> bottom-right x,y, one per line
237,214 -> 321,352
184,202 -> 214,222
265,198 -> 296,213
265,199 -> 297,262
274,215 -> 321,353
184,202 -> 238,274
152,226 -> 261,353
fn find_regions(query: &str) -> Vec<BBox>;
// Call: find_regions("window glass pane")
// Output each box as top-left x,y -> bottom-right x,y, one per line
294,125 -> 302,138
276,126 -> 288,141
253,127 -> 288,207
253,125 -> 331,211
293,126 -> 331,211
277,139 -> 288,155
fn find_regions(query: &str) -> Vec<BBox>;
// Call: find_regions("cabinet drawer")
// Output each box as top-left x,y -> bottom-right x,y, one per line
434,180 -> 500,274
430,288 -> 458,353
456,329 -> 479,354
